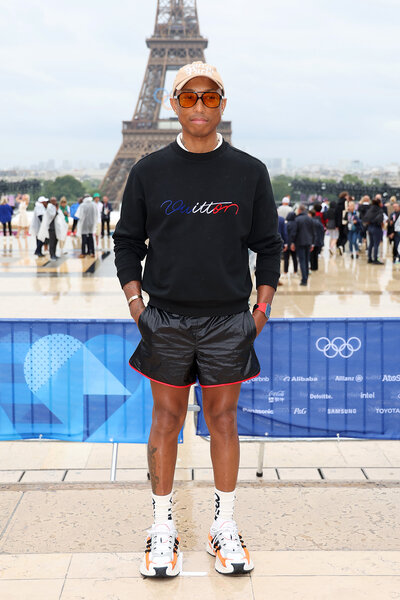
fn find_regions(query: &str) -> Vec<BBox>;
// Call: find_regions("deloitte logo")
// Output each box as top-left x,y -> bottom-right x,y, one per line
315,337 -> 361,359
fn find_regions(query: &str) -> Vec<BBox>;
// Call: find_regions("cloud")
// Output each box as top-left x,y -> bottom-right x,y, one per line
1,0 -> 399,166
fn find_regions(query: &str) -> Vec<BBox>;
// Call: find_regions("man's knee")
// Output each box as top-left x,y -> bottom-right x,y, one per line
206,408 -> 237,435
152,405 -> 186,435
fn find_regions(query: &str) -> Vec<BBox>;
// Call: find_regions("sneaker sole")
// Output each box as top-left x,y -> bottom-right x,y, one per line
140,559 -> 181,578
206,539 -> 254,575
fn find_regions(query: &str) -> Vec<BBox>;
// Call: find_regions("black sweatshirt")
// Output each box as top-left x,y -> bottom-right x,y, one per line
113,140 -> 282,317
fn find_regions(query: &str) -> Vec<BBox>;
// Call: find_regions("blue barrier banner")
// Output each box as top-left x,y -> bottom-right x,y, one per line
1,318 -> 399,442
0,319 -> 183,443
194,318 -> 400,439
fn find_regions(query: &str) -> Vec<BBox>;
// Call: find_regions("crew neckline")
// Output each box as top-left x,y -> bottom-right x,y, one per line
177,132 -> 223,152
170,139 -> 228,161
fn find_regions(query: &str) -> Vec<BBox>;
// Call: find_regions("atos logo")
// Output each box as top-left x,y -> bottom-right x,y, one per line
382,374 -> 400,382
315,337 -> 361,359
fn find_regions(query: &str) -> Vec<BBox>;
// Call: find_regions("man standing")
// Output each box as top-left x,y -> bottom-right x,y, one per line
70,198 -> 81,236
335,191 -> 348,254
290,204 -> 315,285
277,215 -> 288,285
76,196 -> 97,257
101,196 -> 112,237
309,209 -> 325,270
388,203 -> 400,263
113,61 -> 282,578
364,197 -> 384,264
93,193 -> 103,245
37,197 -> 58,260
277,196 -> 292,219
30,196 -> 48,256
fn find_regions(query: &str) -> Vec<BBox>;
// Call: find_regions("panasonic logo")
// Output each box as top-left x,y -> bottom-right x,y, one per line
242,407 -> 274,415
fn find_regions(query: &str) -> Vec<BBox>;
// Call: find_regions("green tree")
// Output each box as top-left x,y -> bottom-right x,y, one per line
42,175 -> 85,204
341,174 -> 364,185
82,179 -> 101,196
271,175 -> 292,205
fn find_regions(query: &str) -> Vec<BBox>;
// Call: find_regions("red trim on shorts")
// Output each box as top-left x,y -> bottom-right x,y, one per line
129,363 -> 195,389
200,371 -> 261,388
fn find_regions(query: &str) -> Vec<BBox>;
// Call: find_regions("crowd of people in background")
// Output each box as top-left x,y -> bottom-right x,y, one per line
2,188 -> 400,282
0,194 -> 30,238
275,191 -> 400,286
0,192 -> 113,261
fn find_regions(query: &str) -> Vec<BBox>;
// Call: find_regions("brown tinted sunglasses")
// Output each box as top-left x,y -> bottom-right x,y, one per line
175,91 -> 223,108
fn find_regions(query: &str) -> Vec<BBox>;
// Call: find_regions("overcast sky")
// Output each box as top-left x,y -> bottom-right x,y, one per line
1,0 -> 399,168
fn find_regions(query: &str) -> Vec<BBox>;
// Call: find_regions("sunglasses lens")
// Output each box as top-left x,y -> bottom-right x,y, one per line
202,93 -> 221,108
178,92 -> 197,107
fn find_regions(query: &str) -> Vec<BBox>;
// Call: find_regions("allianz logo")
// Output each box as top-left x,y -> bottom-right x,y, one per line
382,374 -> 400,382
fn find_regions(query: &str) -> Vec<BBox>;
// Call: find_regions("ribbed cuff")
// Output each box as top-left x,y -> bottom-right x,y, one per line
117,267 -> 142,288
255,269 -> 280,290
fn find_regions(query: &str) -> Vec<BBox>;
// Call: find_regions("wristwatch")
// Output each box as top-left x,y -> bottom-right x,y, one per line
253,302 -> 271,320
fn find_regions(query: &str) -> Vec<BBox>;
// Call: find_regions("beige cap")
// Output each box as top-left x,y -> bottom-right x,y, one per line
172,61 -> 224,96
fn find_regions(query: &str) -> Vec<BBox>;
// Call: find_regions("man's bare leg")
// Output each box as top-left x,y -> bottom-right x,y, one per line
201,383 -> 254,574
202,383 -> 241,492
148,380 -> 190,494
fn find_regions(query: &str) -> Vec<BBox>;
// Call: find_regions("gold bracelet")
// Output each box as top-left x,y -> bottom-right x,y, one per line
127,294 -> 142,305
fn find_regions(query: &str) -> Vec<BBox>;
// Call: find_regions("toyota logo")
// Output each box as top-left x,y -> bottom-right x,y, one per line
315,337 -> 362,358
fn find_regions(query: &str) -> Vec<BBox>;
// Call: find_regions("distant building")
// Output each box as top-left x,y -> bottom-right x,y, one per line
338,159 -> 363,173
266,158 -> 292,176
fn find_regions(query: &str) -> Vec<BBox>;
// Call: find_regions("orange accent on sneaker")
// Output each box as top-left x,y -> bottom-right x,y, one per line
170,549 -> 178,569
216,549 -> 227,568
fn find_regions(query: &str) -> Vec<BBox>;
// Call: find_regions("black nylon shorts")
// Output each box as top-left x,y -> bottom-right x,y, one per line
130,305 -> 260,388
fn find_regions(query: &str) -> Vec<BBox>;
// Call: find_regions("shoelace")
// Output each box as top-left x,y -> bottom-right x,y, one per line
212,522 -> 243,554
146,525 -> 176,558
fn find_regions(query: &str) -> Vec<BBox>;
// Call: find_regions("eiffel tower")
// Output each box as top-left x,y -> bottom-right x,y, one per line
101,0 -> 232,204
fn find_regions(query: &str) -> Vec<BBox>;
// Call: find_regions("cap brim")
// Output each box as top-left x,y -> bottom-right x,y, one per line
174,76 -> 224,96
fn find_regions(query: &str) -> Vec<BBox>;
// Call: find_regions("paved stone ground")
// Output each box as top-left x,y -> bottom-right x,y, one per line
1,229 -> 399,598
0,481 -> 399,599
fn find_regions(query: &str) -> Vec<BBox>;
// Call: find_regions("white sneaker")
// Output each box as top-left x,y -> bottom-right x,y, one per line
207,520 -> 254,575
140,522 -> 181,578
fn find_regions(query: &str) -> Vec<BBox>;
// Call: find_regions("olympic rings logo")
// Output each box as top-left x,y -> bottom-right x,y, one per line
315,337 -> 362,359
153,88 -> 173,110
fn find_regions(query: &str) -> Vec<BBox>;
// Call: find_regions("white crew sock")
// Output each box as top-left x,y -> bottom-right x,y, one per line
212,488 -> 236,530
152,491 -> 173,525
